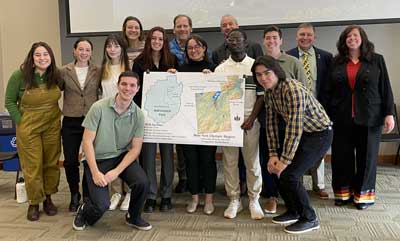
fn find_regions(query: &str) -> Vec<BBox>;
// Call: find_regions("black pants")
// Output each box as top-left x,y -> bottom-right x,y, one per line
61,116 -> 87,196
182,145 -> 217,194
82,154 -> 148,225
175,144 -> 187,181
331,122 -> 381,203
259,127 -> 285,198
279,127 -> 333,221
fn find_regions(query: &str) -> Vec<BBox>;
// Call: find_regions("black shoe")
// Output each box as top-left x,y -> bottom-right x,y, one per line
159,198 -> 172,212
284,219 -> 320,234
143,199 -> 156,213
125,213 -> 152,231
43,195 -> 58,216
272,211 -> 300,224
334,199 -> 351,206
174,180 -> 187,193
69,192 -> 81,212
72,204 -> 86,231
355,203 -> 373,210
27,204 -> 40,221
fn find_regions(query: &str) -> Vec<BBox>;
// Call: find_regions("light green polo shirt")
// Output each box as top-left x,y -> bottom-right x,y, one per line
82,96 -> 144,161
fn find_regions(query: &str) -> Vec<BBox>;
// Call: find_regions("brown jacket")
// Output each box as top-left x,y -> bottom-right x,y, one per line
59,62 -> 101,117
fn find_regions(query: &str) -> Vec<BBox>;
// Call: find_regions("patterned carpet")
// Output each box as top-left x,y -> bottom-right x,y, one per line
0,163 -> 400,241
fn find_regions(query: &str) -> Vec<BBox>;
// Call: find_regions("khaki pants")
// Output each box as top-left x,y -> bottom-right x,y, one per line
222,120 -> 262,200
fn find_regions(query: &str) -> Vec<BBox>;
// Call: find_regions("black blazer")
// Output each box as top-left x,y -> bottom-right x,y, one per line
286,46 -> 332,101
323,53 -> 394,127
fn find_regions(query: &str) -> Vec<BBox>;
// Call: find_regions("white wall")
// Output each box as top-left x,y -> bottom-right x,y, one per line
0,0 -> 61,112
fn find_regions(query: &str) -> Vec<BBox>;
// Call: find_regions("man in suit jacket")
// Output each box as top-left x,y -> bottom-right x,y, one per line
287,23 -> 333,200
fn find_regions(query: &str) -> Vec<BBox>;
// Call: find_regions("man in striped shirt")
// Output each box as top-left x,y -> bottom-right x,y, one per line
252,55 -> 333,234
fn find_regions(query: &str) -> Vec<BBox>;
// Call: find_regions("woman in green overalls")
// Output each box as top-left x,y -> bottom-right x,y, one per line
5,42 -> 61,221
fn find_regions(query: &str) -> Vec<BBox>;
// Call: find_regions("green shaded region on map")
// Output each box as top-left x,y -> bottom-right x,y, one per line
195,76 -> 243,134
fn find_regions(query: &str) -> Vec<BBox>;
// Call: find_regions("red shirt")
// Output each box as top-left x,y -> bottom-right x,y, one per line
346,60 -> 361,117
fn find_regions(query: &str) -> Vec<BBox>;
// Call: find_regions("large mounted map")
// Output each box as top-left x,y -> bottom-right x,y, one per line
142,72 -> 245,147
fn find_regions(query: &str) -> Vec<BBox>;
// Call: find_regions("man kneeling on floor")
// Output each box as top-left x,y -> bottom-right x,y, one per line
252,56 -> 333,234
73,71 -> 151,231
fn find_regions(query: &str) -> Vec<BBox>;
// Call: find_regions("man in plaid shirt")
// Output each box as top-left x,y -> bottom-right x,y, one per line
252,55 -> 333,234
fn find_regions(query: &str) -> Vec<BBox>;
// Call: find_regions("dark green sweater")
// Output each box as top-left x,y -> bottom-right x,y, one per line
5,70 -> 47,124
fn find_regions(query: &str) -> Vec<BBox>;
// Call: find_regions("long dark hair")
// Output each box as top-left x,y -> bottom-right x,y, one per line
20,41 -> 59,89
185,35 -> 210,63
137,26 -> 176,70
101,34 -> 129,80
122,16 -> 144,46
334,25 -> 375,64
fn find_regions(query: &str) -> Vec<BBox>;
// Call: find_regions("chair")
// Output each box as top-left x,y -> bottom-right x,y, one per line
0,151 -> 20,199
381,104 -> 400,165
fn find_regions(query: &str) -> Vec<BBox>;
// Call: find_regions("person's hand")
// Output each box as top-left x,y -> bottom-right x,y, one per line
104,169 -> 119,184
384,115 -> 395,133
274,160 -> 288,178
241,117 -> 254,131
92,171 -> 108,187
267,156 -> 280,174
202,69 -> 212,74
167,68 -> 177,73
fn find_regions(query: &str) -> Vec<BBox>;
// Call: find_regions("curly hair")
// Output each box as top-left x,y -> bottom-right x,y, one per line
334,25 -> 375,64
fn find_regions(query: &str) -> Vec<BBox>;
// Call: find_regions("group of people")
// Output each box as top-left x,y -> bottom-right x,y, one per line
4,13 -> 395,235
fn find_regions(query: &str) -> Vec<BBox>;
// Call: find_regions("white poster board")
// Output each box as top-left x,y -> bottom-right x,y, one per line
142,72 -> 245,147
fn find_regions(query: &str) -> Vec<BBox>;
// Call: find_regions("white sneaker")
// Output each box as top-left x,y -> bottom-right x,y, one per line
109,193 -> 122,210
249,198 -> 264,220
120,193 -> 130,211
224,199 -> 243,219
186,200 -> 198,213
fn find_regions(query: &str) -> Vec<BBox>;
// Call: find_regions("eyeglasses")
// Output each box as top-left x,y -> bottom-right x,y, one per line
187,45 -> 203,51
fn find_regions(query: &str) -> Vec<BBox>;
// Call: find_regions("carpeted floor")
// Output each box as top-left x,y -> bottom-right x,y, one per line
0,163 -> 400,241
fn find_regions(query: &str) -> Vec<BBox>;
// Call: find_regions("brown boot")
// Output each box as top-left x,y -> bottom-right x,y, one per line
27,204 -> 40,221
43,195 -> 57,216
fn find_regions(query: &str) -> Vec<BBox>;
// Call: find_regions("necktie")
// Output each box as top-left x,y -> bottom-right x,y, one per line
302,52 -> 312,90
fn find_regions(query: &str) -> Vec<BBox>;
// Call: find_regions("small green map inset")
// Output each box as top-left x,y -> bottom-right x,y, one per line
145,75 -> 183,124
195,76 -> 243,134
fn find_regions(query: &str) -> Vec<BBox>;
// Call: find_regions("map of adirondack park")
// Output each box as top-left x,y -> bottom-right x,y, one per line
142,72 -> 245,147
195,75 -> 243,133
144,75 -> 183,124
